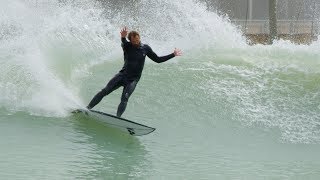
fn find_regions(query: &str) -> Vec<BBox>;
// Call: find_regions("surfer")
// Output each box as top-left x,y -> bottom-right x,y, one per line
87,27 -> 182,117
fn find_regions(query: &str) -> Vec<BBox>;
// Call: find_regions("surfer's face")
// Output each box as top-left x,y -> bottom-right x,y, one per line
130,35 -> 140,47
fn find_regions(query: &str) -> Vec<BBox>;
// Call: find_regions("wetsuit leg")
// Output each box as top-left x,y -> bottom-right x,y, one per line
87,74 -> 124,109
116,81 -> 137,117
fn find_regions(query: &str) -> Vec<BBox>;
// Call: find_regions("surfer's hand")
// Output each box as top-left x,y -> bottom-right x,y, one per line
120,27 -> 128,38
173,48 -> 182,56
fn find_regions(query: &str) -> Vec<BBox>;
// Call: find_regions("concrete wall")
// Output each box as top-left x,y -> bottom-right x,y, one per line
202,0 -> 320,44
205,0 -> 319,20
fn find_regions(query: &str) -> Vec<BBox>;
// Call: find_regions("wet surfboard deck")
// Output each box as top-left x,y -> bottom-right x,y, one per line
72,109 -> 155,136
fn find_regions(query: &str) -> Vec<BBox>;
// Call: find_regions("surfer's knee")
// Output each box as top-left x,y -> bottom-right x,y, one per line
125,92 -> 130,99
120,92 -> 130,102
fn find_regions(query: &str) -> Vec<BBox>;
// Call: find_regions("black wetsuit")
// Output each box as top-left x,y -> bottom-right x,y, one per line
87,37 -> 175,117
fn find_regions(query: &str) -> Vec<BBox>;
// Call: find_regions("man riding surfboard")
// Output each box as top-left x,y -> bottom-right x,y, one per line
87,27 -> 182,117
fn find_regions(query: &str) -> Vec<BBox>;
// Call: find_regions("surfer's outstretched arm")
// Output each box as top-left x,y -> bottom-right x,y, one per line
146,46 -> 182,63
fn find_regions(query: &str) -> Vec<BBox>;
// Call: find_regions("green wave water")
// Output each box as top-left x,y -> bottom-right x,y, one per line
1,0 -> 320,179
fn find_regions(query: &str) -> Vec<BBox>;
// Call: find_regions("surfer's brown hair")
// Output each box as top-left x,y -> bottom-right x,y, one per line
128,31 -> 140,41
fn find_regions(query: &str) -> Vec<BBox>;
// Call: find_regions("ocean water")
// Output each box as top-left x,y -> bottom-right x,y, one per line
1,0 -> 320,179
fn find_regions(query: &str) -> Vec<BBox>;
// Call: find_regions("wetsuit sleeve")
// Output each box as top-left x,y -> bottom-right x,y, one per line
121,37 -> 129,48
146,45 -> 175,63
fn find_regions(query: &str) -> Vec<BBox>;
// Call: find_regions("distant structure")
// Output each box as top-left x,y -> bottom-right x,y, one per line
205,0 -> 320,44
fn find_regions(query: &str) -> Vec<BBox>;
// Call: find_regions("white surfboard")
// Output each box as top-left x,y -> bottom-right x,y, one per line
72,109 -> 155,136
